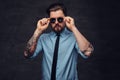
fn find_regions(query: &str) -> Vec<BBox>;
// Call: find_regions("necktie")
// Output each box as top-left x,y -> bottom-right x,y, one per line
51,33 -> 60,80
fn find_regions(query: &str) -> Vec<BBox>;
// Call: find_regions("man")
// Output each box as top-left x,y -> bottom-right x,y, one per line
24,3 -> 93,80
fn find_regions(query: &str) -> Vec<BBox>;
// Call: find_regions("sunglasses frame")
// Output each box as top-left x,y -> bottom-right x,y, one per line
50,17 -> 64,23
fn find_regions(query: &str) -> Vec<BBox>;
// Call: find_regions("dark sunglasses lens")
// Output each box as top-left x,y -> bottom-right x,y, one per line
50,18 -> 56,23
58,17 -> 63,23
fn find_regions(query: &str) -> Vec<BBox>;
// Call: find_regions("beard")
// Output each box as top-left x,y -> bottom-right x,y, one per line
52,24 -> 64,34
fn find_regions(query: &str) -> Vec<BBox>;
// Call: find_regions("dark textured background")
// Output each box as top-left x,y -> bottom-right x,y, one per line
0,0 -> 120,80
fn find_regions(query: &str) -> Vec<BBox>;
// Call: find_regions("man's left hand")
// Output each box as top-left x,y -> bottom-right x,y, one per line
64,16 -> 76,31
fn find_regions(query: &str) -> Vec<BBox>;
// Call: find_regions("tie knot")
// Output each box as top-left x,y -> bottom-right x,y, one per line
56,33 -> 60,36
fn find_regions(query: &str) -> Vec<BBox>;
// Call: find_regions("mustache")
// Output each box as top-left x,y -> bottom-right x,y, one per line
54,24 -> 61,28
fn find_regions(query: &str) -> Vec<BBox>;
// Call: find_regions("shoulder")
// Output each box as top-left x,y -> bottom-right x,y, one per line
65,29 -> 75,38
39,33 -> 49,39
38,32 -> 54,40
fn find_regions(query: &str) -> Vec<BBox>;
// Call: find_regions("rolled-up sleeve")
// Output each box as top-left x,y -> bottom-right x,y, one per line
30,37 -> 43,58
75,42 -> 88,59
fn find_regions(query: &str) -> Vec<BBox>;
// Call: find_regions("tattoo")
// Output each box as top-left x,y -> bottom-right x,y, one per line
82,44 -> 94,55
24,35 -> 38,58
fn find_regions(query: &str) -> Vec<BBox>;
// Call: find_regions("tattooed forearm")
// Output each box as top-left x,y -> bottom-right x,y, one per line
24,35 -> 39,58
24,28 -> 43,58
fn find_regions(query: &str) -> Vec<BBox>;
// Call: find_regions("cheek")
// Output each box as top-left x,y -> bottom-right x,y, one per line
50,24 -> 55,28
61,23 -> 65,27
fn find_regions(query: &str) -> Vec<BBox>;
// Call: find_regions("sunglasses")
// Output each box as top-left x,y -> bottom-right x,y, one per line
50,17 -> 64,23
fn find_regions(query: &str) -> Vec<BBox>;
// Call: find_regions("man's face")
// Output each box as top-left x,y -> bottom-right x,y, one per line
50,10 -> 65,33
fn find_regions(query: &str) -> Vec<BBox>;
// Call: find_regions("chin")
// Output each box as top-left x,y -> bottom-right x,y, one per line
54,28 -> 63,33
55,27 -> 60,31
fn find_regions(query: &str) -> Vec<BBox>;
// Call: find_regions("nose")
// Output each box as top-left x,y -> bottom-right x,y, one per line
55,19 -> 58,24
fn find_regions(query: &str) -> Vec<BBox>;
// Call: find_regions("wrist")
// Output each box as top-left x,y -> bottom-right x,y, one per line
71,26 -> 77,32
34,29 -> 42,38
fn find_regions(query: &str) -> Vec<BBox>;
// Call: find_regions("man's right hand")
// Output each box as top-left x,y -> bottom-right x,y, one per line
32,18 -> 50,40
37,18 -> 50,32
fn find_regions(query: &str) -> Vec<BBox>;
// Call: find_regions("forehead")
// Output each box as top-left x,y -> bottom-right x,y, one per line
50,10 -> 65,18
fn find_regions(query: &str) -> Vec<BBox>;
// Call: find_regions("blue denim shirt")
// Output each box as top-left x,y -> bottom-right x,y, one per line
31,28 -> 88,80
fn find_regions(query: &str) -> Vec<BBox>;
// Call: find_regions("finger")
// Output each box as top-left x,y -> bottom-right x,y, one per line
37,20 -> 42,26
40,20 -> 44,26
45,18 -> 50,23
67,17 -> 74,23
64,17 -> 68,22
64,17 -> 66,22
43,18 -> 50,26
41,18 -> 47,25
47,18 -> 50,25
47,18 -> 50,21
66,18 -> 71,23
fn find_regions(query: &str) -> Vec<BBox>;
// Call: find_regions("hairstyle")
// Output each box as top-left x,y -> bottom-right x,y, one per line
46,3 -> 67,16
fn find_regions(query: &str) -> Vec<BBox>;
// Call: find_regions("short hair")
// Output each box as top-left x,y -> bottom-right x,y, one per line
46,3 -> 67,16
